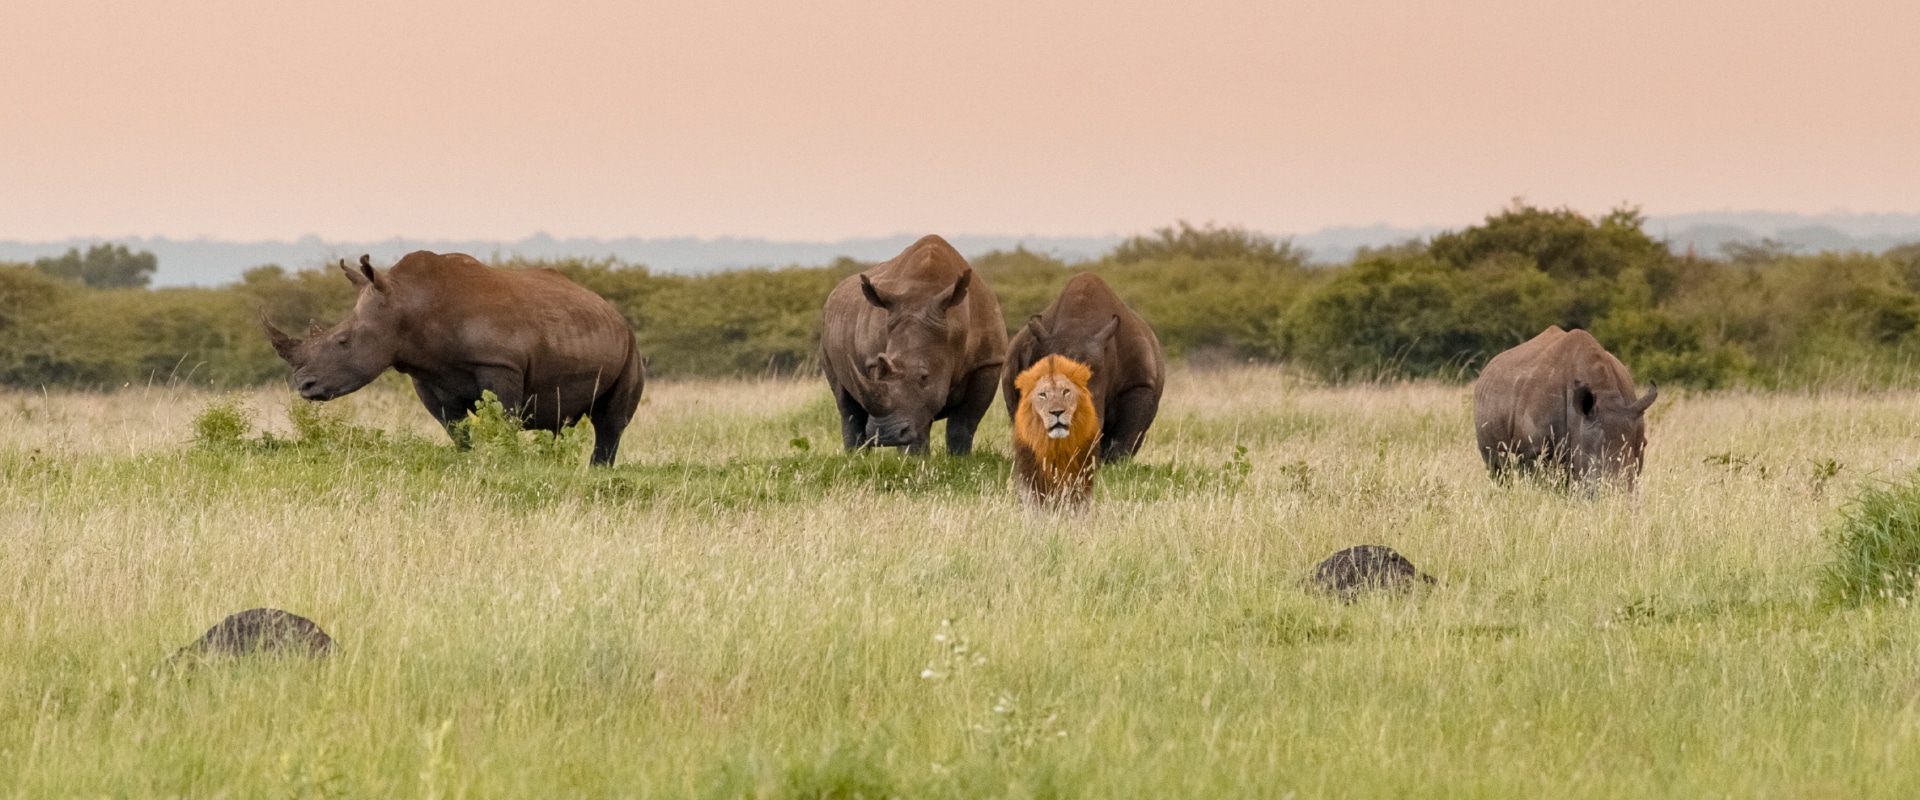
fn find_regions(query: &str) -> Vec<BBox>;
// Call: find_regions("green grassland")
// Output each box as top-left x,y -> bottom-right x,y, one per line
6,369 -> 1920,797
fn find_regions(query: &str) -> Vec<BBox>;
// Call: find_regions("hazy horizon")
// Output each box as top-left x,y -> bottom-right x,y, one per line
8,209 -> 1920,288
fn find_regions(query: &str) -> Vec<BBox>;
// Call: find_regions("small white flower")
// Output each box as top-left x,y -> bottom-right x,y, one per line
921,669 -> 936,679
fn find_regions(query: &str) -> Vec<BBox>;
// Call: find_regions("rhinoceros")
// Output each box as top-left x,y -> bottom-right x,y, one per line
1002,273 -> 1166,462
819,235 -> 1007,454
1473,326 -> 1657,487
262,251 -> 644,465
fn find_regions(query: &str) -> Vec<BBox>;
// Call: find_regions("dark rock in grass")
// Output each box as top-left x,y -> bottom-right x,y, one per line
1309,545 -> 1436,603
173,608 -> 333,662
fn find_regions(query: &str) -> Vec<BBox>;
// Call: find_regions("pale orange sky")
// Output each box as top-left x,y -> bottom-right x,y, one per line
4,0 -> 1918,241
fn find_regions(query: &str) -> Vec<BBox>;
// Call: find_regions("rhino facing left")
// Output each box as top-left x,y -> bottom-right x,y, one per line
262,251 -> 645,466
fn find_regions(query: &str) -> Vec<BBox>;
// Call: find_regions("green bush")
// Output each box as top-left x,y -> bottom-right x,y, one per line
1281,253 -> 1563,380
10,209 -> 1920,390
1822,474 -> 1920,604
457,390 -> 593,465
34,243 -> 158,289
189,397 -> 255,449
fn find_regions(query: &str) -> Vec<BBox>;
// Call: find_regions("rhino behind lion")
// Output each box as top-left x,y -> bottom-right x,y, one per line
820,235 -> 1007,454
1002,273 -> 1165,462
262,251 -> 645,465
1473,326 -> 1657,487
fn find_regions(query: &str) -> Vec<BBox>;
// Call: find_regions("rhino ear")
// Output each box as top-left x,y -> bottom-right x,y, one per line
1025,315 -> 1049,344
1573,380 -> 1598,419
1089,315 -> 1120,355
938,269 -> 972,312
1631,382 -> 1659,415
339,258 -> 370,289
260,310 -> 300,361
859,274 -> 892,311
358,255 -> 390,294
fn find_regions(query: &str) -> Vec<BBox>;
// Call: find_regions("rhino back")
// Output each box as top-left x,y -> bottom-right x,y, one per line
1004,274 -> 1162,420
1474,326 -> 1574,453
389,254 -> 633,382
1473,327 -> 1635,454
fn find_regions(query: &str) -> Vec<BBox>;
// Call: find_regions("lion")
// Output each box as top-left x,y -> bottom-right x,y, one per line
1012,355 -> 1101,508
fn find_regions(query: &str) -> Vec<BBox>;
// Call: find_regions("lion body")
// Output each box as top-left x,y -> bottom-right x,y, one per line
1012,355 -> 1100,507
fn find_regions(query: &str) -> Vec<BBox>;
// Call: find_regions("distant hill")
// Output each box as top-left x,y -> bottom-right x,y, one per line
5,212 -> 1918,288
0,234 -> 1126,288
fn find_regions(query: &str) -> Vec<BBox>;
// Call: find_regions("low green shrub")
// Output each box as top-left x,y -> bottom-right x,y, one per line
1822,473 -> 1920,604
188,397 -> 255,449
456,391 -> 593,465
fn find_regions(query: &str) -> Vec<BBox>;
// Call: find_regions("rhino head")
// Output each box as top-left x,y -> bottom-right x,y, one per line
261,255 -> 402,401
856,269 -> 973,453
1567,379 -> 1659,487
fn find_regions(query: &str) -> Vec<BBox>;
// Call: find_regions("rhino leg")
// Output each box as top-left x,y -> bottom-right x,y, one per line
410,378 -> 473,449
585,350 -> 645,467
471,368 -> 527,415
834,389 -> 872,451
1099,384 -> 1161,463
942,363 -> 1002,457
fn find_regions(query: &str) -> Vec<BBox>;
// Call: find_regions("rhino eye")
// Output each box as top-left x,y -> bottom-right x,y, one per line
335,334 -> 349,346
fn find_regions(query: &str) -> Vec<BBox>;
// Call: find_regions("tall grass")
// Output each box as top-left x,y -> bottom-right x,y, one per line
5,370 -> 1920,797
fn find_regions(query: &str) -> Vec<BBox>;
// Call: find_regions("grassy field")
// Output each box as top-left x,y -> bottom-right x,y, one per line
5,367 -> 1920,798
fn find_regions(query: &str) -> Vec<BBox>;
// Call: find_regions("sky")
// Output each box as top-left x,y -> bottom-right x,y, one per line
4,0 -> 1919,242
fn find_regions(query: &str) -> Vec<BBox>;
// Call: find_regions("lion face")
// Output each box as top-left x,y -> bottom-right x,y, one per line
1026,373 -> 1081,440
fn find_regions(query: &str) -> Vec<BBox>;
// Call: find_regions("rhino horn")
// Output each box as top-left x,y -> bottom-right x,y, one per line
260,310 -> 300,361
1631,382 -> 1659,415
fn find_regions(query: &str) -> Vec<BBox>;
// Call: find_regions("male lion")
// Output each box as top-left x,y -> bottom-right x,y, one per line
1013,355 -> 1100,508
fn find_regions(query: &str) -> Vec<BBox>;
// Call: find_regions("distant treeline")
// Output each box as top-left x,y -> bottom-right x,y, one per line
5,205 -> 1920,391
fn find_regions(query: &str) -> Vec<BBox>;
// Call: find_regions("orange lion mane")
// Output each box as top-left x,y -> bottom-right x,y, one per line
1012,354 -> 1101,508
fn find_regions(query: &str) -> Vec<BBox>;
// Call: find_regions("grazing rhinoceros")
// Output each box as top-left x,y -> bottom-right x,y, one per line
820,235 -> 1007,454
1003,273 -> 1166,462
1473,326 -> 1657,488
262,251 -> 644,465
